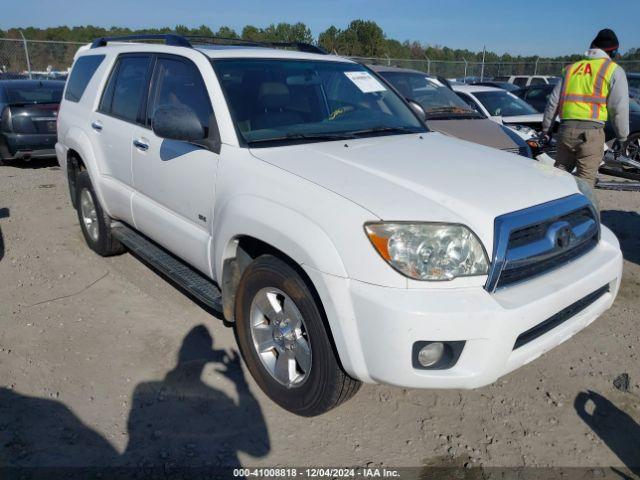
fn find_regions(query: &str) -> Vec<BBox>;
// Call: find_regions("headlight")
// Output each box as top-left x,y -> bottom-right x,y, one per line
507,124 -> 536,138
575,177 -> 600,213
365,223 -> 489,281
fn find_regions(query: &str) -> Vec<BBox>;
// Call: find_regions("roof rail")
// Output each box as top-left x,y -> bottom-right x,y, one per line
185,36 -> 328,55
90,34 -> 193,49
89,33 -> 328,55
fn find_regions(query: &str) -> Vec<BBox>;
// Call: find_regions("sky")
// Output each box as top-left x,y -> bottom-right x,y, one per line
2,0 -> 639,57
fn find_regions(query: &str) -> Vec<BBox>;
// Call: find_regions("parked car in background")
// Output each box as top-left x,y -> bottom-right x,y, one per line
627,72 -> 639,102
452,84 -> 544,130
471,81 -> 522,92
370,65 -> 531,157
514,84 -> 554,113
0,79 -> 64,165
494,75 -> 560,87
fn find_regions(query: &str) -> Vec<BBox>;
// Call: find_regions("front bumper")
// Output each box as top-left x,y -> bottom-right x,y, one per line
308,226 -> 622,389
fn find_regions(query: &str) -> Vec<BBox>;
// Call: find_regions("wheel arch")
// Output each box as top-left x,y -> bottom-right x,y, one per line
213,195 -> 348,320
212,195 -> 355,371
63,126 -> 104,208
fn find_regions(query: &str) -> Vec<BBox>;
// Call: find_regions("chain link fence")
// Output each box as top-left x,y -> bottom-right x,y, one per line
350,56 -> 640,81
2,37 -> 639,82
0,38 -> 83,79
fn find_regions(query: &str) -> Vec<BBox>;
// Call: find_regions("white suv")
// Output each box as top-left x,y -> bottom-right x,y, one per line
56,35 -> 623,416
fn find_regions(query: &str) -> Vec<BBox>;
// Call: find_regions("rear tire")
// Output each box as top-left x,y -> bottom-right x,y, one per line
234,254 -> 361,416
75,171 -> 125,257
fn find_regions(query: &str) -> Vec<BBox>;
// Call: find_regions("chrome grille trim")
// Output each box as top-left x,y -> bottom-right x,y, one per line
485,194 -> 600,293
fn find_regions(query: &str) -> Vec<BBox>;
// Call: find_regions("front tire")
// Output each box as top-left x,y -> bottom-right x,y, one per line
75,171 -> 125,257
235,255 -> 361,416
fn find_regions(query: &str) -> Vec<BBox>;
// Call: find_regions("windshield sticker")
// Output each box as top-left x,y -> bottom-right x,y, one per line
344,71 -> 387,93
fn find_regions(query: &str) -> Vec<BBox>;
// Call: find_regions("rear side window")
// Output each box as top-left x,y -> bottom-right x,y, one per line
65,55 -> 105,102
513,77 -> 528,87
99,55 -> 152,123
147,57 -> 212,130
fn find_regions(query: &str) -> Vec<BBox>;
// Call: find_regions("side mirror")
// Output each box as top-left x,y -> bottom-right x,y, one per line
152,104 -> 205,144
407,99 -> 427,122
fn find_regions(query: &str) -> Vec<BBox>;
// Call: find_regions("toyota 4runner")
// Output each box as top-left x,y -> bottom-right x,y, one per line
56,35 -> 623,416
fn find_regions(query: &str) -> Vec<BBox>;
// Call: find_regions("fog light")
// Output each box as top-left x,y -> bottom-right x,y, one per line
417,342 -> 444,367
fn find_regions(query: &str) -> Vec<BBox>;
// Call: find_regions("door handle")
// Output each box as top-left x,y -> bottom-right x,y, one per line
133,139 -> 149,151
91,120 -> 103,131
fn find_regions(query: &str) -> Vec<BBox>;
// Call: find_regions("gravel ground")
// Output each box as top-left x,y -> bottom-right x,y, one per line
0,158 -> 639,475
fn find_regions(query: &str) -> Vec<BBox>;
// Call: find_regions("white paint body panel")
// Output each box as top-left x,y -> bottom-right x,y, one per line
56,42 -> 623,389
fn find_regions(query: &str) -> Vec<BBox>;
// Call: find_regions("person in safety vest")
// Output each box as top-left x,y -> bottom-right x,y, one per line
542,28 -> 629,184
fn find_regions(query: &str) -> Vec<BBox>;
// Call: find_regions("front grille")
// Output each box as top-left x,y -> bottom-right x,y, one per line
513,285 -> 609,349
507,207 -> 594,249
499,237 -> 598,287
486,195 -> 600,292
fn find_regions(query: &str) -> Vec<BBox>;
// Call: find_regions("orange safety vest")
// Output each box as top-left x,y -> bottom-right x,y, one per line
559,57 -> 617,122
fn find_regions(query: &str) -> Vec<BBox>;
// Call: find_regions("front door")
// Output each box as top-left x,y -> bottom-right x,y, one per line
131,55 -> 218,277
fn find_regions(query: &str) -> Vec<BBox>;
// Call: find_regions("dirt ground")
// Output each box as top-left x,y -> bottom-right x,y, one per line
0,158 -> 639,475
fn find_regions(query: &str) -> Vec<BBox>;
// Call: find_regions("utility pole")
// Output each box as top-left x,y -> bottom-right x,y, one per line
462,57 -> 468,82
480,45 -> 486,81
19,30 -> 32,79
534,56 -> 539,75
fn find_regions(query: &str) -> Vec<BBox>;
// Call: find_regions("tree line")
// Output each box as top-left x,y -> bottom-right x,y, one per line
1,20 -> 639,71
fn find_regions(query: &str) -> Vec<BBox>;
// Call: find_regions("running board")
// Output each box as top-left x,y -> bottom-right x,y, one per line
111,224 -> 223,312
595,179 -> 640,192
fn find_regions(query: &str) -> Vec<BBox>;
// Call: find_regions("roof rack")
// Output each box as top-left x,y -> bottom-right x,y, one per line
186,36 -> 327,55
89,33 -> 327,55
91,34 -> 192,49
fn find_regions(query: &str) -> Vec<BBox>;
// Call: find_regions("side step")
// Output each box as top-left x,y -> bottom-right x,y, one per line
111,224 -> 223,312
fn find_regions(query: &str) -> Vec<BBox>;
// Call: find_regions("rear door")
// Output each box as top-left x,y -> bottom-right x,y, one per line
131,54 -> 218,276
92,54 -> 153,223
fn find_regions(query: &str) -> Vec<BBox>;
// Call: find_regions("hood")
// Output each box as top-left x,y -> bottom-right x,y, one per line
500,113 -> 544,125
250,132 -> 579,251
427,118 -> 522,151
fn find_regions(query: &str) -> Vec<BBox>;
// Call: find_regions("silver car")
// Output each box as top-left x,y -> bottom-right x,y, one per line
370,65 -> 531,158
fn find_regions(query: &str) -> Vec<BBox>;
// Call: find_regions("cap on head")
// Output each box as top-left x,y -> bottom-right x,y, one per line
591,28 -> 619,52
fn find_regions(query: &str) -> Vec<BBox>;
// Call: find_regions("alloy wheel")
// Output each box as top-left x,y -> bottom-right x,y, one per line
249,287 -> 312,388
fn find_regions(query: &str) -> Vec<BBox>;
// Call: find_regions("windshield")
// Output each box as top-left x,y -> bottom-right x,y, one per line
473,90 -> 539,117
212,59 -> 426,146
4,83 -> 63,104
380,71 -> 482,119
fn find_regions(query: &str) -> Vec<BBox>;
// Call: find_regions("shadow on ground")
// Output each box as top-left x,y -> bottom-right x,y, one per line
1,158 -> 59,170
574,390 -> 640,477
0,325 -> 270,474
600,210 -> 640,266
0,207 -> 9,262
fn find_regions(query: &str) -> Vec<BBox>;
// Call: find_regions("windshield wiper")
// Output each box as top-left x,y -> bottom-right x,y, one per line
247,132 -> 357,146
426,107 -> 480,116
348,126 -> 419,137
